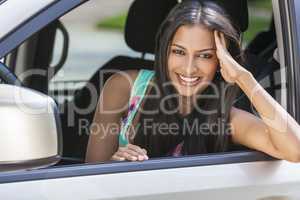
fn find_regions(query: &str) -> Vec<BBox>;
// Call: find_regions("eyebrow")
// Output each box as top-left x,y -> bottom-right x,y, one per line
171,44 -> 216,53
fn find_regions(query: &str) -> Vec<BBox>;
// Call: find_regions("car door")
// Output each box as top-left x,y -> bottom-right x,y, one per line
0,0 -> 300,199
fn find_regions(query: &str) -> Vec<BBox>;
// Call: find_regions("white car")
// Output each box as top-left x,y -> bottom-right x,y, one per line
0,0 -> 300,199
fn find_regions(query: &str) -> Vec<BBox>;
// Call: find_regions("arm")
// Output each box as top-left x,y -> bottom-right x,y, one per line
85,70 -> 148,163
214,31 -> 300,162
231,72 -> 300,162
85,70 -> 136,163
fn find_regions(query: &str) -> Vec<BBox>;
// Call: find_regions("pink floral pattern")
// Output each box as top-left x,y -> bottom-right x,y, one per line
122,96 -> 140,124
171,142 -> 184,157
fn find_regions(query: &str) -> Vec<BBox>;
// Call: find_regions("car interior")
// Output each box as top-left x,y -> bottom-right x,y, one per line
3,0 -> 280,165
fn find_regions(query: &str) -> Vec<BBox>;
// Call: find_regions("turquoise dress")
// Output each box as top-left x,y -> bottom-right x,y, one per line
118,69 -> 196,156
118,69 -> 155,147
118,69 -> 243,157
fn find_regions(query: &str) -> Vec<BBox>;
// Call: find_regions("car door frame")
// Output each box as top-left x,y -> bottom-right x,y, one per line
281,0 -> 300,121
0,0 -> 298,192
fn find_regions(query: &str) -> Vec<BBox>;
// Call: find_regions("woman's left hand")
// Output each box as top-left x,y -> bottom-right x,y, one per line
214,30 -> 249,83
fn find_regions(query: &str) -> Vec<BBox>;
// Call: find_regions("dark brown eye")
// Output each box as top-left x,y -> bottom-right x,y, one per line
197,53 -> 213,59
172,49 -> 185,56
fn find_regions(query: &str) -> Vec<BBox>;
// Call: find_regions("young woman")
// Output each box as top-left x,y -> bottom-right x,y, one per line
85,0 -> 300,163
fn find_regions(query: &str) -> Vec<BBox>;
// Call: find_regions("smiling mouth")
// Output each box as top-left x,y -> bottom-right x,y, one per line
176,73 -> 202,86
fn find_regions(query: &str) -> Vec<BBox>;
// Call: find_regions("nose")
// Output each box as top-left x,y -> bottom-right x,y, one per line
185,56 -> 198,75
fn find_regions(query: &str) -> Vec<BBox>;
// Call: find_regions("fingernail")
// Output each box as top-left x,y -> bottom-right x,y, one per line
144,155 -> 149,160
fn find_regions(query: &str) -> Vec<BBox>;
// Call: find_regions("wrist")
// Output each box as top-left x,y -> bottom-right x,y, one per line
236,70 -> 254,87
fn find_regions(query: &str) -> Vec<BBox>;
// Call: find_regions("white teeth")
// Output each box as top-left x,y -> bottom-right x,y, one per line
179,74 -> 200,82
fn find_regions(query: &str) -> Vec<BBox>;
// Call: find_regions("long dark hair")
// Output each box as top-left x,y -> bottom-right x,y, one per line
134,0 -> 244,157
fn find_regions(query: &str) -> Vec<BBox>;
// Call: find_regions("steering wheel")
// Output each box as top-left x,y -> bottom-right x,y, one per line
0,62 -> 22,85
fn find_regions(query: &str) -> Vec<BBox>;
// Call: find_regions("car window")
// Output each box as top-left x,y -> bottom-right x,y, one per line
49,0 -> 137,104
49,0 -> 278,105
2,0 -> 289,172
245,0 -> 285,105
244,0 -> 273,44
46,0 -> 286,165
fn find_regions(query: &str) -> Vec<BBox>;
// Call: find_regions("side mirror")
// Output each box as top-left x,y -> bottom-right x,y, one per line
0,84 -> 62,171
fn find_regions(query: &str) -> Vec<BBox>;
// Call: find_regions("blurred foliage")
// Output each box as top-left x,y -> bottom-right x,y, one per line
244,0 -> 272,43
96,13 -> 127,31
243,16 -> 270,43
248,0 -> 272,10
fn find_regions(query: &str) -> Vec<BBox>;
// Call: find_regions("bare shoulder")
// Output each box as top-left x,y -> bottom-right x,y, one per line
229,107 -> 255,140
107,69 -> 140,87
230,107 -> 257,130
229,106 -> 267,143
230,106 -> 255,119
99,70 -> 142,114
103,69 -> 140,96
230,106 -> 244,117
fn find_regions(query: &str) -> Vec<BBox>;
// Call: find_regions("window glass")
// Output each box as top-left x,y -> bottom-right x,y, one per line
243,0 -> 284,105
2,0 -> 294,174
49,0 -> 136,104
244,0 -> 273,44
46,0 -> 287,166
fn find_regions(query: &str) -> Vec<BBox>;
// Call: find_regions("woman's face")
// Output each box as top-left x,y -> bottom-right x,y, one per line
167,24 -> 219,97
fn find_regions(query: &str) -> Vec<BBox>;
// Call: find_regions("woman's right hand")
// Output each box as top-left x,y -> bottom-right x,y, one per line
111,144 -> 149,162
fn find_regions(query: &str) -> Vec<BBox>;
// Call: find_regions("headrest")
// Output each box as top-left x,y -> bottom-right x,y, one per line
125,0 -> 177,54
125,0 -> 249,54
